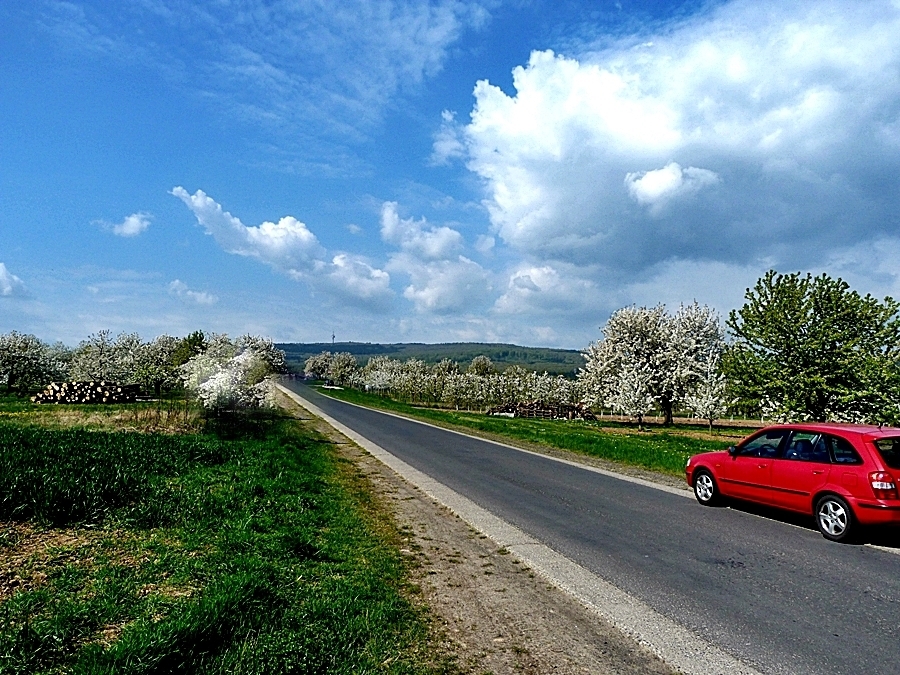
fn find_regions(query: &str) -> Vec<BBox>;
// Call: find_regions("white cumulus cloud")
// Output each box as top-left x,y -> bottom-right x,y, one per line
310,254 -> 393,307
380,202 -> 491,313
111,212 -> 152,237
0,263 -> 27,298
393,254 -> 491,314
494,265 -> 600,317
172,186 -> 324,271
625,162 -> 720,210
380,201 -> 463,259
453,1 -> 900,278
430,110 -> 466,165
172,187 -> 395,307
168,279 -> 218,305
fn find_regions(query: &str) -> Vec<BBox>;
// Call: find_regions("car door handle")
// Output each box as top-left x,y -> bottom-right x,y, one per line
812,470 -> 825,475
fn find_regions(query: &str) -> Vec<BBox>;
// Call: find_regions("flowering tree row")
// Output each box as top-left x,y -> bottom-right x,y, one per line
305,352 -> 584,412
305,302 -> 729,428
0,330 -> 287,411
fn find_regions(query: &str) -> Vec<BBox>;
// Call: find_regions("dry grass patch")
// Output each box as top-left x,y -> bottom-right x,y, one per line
0,401 -> 203,435
0,522 -> 197,605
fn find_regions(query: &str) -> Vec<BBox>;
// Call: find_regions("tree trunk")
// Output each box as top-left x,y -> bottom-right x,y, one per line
660,398 -> 674,426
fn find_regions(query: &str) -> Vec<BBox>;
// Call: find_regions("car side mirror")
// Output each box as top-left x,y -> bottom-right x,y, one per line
727,445 -> 737,456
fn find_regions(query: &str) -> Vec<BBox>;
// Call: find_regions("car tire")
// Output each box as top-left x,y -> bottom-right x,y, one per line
693,469 -> 721,506
815,494 -> 856,543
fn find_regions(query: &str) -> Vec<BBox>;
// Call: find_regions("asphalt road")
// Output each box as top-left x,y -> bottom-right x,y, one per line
283,381 -> 900,675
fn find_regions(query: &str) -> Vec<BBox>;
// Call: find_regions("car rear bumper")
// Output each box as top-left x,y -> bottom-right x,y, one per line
851,498 -> 900,525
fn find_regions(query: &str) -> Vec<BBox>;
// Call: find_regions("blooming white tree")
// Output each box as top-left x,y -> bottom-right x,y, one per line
304,351 -> 333,380
683,354 -> 728,430
237,335 -> 288,375
336,352 -> 586,416
468,355 -> 495,376
192,350 -> 276,410
133,334 -> 181,396
608,362 -> 656,429
361,355 -> 398,395
424,358 -> 459,403
579,303 -> 725,425
70,330 -> 146,384
180,336 -> 285,411
0,332 -> 70,394
328,352 -> 358,387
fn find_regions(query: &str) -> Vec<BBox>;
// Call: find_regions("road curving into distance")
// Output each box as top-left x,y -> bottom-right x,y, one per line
281,381 -> 900,675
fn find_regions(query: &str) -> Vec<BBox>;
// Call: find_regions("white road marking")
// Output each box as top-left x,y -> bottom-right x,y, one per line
278,384 -> 764,675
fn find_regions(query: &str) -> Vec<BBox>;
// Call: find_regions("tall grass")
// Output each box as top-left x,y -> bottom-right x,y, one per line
0,412 -> 447,673
0,423 -> 233,526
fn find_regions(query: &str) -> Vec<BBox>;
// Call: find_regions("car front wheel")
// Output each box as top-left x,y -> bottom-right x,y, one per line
815,494 -> 856,543
693,470 -> 720,506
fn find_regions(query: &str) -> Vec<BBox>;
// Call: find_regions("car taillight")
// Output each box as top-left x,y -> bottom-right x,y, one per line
869,472 -> 898,499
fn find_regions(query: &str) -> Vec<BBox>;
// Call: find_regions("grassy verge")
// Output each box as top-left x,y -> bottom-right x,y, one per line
0,395 -> 452,674
315,387 -> 756,477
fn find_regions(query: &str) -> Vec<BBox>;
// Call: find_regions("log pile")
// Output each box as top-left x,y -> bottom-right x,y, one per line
31,382 -> 141,404
487,400 -> 597,421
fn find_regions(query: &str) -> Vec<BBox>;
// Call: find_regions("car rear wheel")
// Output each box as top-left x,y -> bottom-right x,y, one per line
815,494 -> 856,543
693,470 -> 720,506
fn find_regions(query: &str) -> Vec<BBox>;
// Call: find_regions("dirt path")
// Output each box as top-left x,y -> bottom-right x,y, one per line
285,396 -> 677,674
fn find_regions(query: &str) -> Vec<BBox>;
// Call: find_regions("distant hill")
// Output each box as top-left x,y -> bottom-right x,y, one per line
277,342 -> 585,376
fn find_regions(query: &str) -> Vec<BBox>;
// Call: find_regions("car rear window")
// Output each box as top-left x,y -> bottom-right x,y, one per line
874,437 -> 900,469
829,436 -> 862,464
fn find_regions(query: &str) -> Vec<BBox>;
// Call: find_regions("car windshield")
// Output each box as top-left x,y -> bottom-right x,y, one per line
873,437 -> 900,469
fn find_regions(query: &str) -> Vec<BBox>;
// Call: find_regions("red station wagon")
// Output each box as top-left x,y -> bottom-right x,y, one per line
685,423 -> 900,542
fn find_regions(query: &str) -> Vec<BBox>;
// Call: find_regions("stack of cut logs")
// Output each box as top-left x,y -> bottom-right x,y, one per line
31,382 -> 141,404
487,400 -> 597,421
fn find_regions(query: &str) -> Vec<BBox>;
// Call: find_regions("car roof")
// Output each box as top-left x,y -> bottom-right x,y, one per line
759,422 -> 900,440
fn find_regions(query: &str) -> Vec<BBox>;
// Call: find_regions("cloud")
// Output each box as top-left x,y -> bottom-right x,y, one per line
110,212 -> 152,237
172,186 -> 324,270
625,162 -> 720,210
453,1 -> 900,278
309,254 -> 394,307
0,263 -> 27,298
430,110 -> 466,165
494,264 -> 601,317
378,201 -> 491,313
173,187 -> 393,307
168,279 -> 217,305
391,254 -> 491,313
45,1 -> 491,172
380,201 -> 463,259
474,235 -> 495,254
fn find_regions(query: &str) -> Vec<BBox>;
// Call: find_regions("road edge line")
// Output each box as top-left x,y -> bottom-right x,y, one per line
277,383 -> 762,675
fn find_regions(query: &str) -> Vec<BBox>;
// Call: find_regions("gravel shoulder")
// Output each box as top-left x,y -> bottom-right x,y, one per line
280,393 -> 677,674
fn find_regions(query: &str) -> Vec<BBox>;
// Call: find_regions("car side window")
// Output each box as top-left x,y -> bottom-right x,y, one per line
829,436 -> 862,464
739,430 -> 789,458
783,432 -> 828,462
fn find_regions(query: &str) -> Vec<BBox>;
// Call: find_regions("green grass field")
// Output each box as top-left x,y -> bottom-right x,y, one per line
0,396 -> 453,674
316,387 -> 754,476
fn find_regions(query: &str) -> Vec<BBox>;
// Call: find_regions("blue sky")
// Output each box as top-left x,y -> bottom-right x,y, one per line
2,0 -> 900,349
